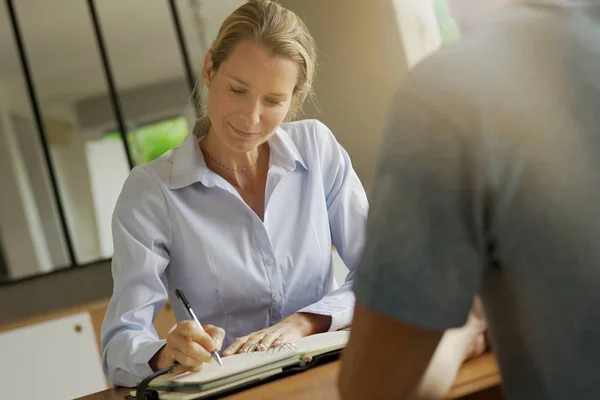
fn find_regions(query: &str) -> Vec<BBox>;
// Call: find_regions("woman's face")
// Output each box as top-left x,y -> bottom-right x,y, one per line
203,40 -> 299,154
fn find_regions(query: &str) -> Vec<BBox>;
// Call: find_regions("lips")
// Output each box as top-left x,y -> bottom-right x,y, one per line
230,123 -> 259,137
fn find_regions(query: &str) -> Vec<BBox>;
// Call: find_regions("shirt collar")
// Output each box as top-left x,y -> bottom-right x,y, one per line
169,125 -> 308,190
268,125 -> 308,173
169,132 -> 213,190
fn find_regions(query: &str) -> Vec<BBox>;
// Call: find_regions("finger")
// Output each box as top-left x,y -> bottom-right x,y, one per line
240,336 -> 268,354
169,325 -> 214,364
204,325 -> 226,351
178,336 -> 214,364
223,336 -> 250,357
258,332 -> 282,349
171,351 -> 203,375
175,321 -> 218,352
172,347 -> 203,369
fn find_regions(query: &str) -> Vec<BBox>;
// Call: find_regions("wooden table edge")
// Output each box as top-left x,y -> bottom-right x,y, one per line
80,351 -> 501,400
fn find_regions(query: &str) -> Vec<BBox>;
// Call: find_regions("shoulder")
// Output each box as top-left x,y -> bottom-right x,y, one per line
121,148 -> 177,194
280,118 -> 334,138
115,149 -> 178,216
279,118 -> 341,158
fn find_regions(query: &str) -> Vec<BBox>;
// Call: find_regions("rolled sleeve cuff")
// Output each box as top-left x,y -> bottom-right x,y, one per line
133,339 -> 167,377
299,299 -> 354,332
108,338 -> 167,387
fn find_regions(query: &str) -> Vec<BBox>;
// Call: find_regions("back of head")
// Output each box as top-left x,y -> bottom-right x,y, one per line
194,0 -> 317,138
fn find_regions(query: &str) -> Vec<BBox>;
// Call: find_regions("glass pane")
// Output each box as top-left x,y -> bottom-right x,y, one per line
0,0 -> 247,283
10,1 -> 129,268
0,4 -> 73,282
94,0 -> 195,168
433,0 -> 461,43
107,116 -> 189,165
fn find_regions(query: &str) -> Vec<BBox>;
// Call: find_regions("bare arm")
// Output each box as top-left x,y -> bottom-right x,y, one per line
339,299 -> 487,400
338,302 -> 442,400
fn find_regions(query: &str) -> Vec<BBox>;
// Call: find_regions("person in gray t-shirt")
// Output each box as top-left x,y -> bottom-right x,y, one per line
339,0 -> 600,399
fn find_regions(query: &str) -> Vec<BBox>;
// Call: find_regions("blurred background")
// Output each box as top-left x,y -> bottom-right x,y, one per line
0,0 -> 459,285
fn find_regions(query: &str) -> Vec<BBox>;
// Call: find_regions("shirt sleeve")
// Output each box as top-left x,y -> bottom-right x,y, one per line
353,87 -> 489,332
299,120 -> 369,332
100,166 -> 173,387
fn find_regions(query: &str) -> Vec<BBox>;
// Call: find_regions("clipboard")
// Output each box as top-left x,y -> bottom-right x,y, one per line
127,331 -> 348,400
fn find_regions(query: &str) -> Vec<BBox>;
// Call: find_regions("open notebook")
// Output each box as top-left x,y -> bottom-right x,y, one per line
131,330 -> 349,400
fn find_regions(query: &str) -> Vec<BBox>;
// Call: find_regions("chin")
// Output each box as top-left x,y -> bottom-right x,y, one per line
226,124 -> 267,150
222,135 -> 262,153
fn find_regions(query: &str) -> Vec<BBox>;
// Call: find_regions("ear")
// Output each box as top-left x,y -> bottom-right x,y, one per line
203,51 -> 215,87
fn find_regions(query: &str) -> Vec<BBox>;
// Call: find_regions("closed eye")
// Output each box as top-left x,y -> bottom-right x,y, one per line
266,98 -> 284,107
229,86 -> 246,95
230,85 -> 284,107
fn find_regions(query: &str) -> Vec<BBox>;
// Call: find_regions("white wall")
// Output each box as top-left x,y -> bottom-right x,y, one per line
0,95 -> 53,279
278,0 -> 410,194
85,139 -> 130,259
44,102 -> 102,265
11,114 -> 70,268
276,0 -> 444,281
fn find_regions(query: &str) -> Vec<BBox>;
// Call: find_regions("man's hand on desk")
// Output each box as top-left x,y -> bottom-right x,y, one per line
223,312 -> 332,356
150,321 -> 225,372
339,297 -> 488,400
463,296 -> 488,360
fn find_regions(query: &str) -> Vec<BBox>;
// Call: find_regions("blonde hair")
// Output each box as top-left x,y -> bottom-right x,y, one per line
193,0 -> 317,139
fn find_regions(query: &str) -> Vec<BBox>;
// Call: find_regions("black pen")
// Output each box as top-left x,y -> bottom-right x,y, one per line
175,288 -> 224,367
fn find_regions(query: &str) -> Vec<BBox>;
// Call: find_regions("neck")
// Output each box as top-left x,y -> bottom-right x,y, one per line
200,131 -> 266,189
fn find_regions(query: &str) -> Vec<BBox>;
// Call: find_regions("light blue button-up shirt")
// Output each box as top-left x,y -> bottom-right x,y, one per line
101,119 -> 369,386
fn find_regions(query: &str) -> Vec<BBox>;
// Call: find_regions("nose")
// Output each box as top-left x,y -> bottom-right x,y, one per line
240,99 -> 261,126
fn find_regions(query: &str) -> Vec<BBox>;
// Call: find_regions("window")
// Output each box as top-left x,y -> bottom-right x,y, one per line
86,116 -> 190,259
0,0 -> 246,284
432,0 -> 461,43
106,116 -> 189,165
393,0 -> 461,70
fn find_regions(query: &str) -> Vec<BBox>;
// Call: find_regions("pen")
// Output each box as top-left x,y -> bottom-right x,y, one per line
175,288 -> 224,367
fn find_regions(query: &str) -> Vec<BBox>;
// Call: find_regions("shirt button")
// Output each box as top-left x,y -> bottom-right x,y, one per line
273,294 -> 282,303
266,257 -> 275,266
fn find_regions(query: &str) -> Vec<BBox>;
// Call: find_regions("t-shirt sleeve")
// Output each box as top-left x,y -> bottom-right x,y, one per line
353,86 -> 489,332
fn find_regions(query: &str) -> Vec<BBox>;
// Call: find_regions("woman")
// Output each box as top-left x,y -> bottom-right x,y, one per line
101,0 -> 486,391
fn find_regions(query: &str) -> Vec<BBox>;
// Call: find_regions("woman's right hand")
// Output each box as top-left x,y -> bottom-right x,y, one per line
150,321 -> 226,372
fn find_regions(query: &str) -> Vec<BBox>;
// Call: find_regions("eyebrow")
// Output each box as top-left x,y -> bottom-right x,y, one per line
228,75 -> 289,98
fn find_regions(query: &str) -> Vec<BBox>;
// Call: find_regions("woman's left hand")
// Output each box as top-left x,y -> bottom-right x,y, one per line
223,312 -> 331,356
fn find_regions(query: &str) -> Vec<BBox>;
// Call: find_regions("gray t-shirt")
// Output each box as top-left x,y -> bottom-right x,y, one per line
354,1 -> 600,398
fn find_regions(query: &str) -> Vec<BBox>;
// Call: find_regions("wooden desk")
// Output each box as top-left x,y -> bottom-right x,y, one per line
77,352 -> 501,400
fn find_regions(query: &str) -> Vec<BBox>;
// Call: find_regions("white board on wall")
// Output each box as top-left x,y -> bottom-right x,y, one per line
0,312 -> 108,399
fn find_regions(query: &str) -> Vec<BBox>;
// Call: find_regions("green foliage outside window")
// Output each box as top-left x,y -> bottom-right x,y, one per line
106,116 -> 189,165
433,0 -> 461,43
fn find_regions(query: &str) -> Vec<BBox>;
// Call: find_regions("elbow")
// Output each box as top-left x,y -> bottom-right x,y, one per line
104,349 -> 143,388
102,337 -> 142,388
108,368 -> 144,388
102,348 -> 124,387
